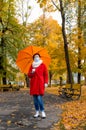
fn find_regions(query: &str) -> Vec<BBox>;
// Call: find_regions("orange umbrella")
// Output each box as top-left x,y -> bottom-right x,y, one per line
16,46 -> 51,74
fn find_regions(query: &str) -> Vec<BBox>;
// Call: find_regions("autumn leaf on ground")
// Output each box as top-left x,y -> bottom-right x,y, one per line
46,86 -> 86,130
7,120 -> 11,125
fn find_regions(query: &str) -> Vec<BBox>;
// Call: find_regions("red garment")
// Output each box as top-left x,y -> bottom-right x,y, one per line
28,63 -> 48,95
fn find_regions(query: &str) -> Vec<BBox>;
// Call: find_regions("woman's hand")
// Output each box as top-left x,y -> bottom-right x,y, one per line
44,83 -> 48,87
32,68 -> 35,73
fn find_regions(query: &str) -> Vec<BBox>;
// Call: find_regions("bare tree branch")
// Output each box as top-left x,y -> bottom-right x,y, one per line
51,0 -> 60,11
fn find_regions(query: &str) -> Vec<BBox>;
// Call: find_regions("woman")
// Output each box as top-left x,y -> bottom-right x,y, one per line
28,53 -> 48,118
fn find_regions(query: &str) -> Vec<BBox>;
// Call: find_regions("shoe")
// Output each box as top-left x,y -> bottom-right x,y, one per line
33,111 -> 40,118
41,111 -> 46,119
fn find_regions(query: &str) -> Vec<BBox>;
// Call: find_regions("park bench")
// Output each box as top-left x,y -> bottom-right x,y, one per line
0,84 -> 20,92
12,84 -> 20,91
58,83 -> 81,100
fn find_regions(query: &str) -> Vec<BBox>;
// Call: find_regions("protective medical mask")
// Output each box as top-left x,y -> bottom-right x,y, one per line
34,57 -> 40,62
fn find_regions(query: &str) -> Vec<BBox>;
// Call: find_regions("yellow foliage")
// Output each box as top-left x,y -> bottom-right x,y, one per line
0,31 -> 3,37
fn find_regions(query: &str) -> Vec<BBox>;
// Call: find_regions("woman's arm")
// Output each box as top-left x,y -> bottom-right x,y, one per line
43,64 -> 48,84
28,66 -> 35,78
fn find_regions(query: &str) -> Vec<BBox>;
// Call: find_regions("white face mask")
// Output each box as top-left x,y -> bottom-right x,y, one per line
34,55 -> 40,62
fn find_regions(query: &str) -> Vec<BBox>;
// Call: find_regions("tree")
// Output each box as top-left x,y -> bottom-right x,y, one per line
37,0 -> 73,84
77,0 -> 86,84
15,0 -> 34,87
77,0 -> 82,84
0,0 -> 28,84
16,0 -> 32,26
0,0 -> 16,84
58,0 -> 73,84
68,0 -> 86,84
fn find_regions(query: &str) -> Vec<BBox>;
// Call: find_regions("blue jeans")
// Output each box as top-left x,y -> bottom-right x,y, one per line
33,95 -> 44,111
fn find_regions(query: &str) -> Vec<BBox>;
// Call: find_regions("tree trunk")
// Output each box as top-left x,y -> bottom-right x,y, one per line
59,0 -> 73,85
0,36 -> 7,85
42,7 -> 46,46
84,59 -> 86,85
77,0 -> 82,84
25,75 -> 29,87
85,76 -> 86,85
59,76 -> 63,86
49,71 -> 53,87
3,72 -> 7,84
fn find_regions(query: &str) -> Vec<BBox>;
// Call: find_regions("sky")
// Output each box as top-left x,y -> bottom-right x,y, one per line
27,0 -> 62,25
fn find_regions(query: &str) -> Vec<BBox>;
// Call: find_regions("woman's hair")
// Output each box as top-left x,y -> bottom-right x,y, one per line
33,53 -> 41,59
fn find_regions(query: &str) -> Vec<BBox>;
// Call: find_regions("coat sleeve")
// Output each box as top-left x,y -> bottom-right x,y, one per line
28,65 -> 35,78
43,64 -> 48,84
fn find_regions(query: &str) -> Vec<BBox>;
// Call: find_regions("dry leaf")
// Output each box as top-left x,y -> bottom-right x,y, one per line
7,120 -> 11,125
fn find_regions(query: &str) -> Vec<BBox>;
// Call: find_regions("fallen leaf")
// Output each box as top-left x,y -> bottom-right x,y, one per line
7,120 -> 11,125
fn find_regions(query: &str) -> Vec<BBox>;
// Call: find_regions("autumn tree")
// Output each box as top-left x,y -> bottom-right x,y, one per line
77,0 -> 86,84
0,0 -> 27,84
16,0 -> 32,26
0,0 -> 16,84
68,0 -> 86,84
36,0 -> 74,85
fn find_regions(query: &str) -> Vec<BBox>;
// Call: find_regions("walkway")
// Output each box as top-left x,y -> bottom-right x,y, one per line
0,90 -> 66,130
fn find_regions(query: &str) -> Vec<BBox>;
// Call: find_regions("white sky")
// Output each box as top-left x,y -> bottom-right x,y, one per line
27,0 -> 62,25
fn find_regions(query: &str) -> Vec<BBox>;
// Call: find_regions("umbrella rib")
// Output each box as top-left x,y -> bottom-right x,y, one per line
22,60 -> 32,73
41,56 -> 51,59
16,57 -> 31,62
20,51 -> 32,56
37,48 -> 46,53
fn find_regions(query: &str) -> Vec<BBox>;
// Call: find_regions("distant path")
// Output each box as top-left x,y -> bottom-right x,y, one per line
0,90 -> 67,130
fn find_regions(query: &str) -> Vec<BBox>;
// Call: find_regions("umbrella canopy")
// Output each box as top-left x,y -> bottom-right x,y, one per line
16,46 -> 51,74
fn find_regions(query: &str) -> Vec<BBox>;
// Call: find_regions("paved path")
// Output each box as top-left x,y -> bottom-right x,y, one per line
0,90 -> 66,130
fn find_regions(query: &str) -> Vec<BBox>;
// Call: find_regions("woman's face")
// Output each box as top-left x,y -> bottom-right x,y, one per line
34,54 -> 40,62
